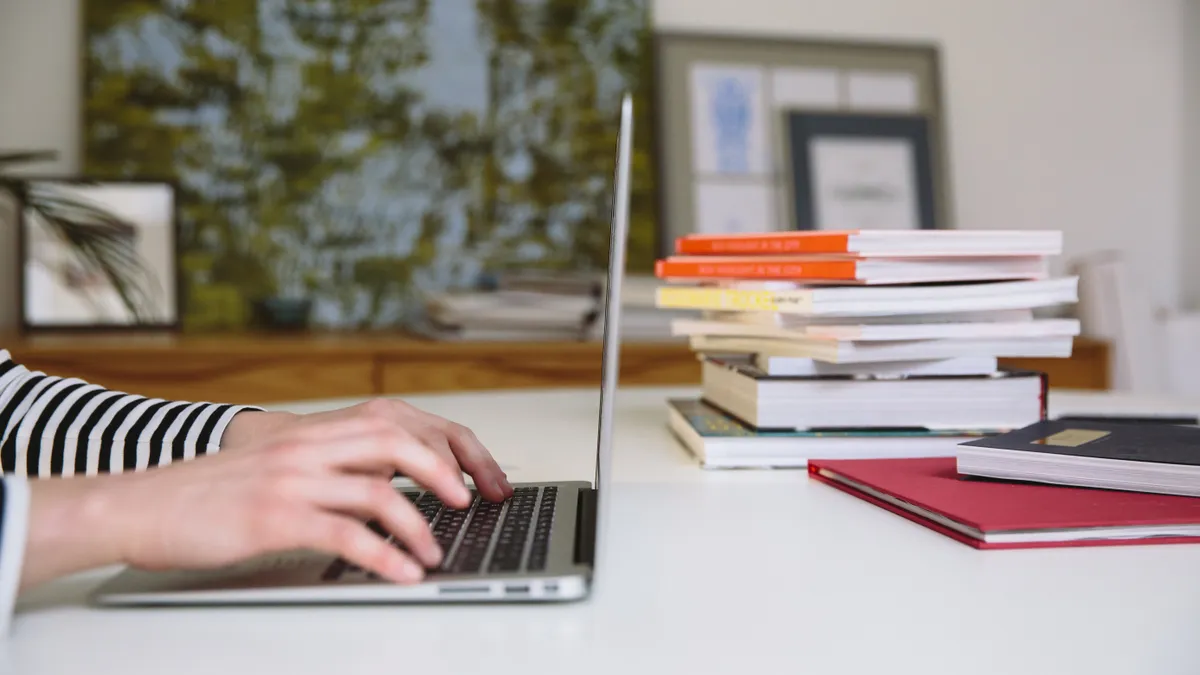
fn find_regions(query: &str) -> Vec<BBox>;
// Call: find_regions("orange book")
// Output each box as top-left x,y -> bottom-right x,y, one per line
674,230 -> 1065,257
676,232 -> 854,255
654,255 -> 1050,285
655,256 -> 859,281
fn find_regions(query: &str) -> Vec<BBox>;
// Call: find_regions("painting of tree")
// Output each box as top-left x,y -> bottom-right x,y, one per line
82,0 -> 656,331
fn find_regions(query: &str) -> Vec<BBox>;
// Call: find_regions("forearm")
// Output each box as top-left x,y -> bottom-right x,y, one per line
19,476 -> 125,590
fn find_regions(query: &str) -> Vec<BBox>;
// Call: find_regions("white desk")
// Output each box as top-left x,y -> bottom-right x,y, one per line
9,386 -> 1200,675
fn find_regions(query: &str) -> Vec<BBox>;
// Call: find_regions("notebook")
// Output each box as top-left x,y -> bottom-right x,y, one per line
808,457 -> 1200,549
956,419 -> 1200,498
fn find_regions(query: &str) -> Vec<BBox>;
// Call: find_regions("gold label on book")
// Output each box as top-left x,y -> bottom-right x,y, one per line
1034,429 -> 1111,447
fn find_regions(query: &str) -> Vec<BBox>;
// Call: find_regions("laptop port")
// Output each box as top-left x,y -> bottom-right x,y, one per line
505,584 -> 530,594
543,583 -> 558,594
439,585 -> 488,594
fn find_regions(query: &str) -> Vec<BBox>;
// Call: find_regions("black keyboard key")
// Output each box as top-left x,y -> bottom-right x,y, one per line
448,501 -> 504,573
416,492 -> 444,523
403,492 -> 421,502
321,558 -> 348,581
526,492 -> 556,571
486,488 -> 543,573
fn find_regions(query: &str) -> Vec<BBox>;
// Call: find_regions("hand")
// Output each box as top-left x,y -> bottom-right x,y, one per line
21,414 -> 483,591
223,398 -> 514,502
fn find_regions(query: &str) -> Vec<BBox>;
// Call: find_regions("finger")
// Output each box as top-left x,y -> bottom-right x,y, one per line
297,426 -> 472,508
439,421 -> 512,501
414,430 -> 461,476
297,475 -> 443,568
300,511 -> 426,584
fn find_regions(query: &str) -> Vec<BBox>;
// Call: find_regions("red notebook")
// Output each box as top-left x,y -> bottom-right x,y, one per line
808,457 -> 1200,549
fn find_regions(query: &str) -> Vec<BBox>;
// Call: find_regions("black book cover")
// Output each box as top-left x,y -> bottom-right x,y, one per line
959,419 -> 1200,466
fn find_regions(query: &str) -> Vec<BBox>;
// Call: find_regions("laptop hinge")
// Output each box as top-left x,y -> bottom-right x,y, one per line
574,488 -> 598,567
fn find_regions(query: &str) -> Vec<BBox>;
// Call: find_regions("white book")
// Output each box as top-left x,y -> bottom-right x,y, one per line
700,360 -> 1046,430
690,334 -> 1075,364
655,277 -> 1079,317
753,355 -> 999,377
672,317 -> 1079,342
704,308 -> 1035,327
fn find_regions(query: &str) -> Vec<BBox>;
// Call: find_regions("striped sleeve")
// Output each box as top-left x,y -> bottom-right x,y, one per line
0,350 -> 261,478
0,349 -> 262,637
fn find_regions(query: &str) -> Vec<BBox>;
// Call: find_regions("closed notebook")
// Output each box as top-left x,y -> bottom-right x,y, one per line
956,419 -> 1200,498
808,457 -> 1200,549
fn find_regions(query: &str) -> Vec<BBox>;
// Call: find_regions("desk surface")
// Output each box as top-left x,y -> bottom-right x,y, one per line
9,386 -> 1200,675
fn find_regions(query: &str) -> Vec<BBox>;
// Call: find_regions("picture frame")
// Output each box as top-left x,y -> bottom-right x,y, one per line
784,111 -> 939,231
17,177 -> 181,333
653,31 -> 953,253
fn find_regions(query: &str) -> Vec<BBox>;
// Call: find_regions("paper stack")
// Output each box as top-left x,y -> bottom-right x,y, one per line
416,271 -> 600,341
655,229 -> 1080,469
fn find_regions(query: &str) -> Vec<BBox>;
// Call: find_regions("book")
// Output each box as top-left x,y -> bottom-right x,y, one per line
667,399 -> 991,469
752,354 -> 999,377
671,317 -> 1080,342
705,307 -> 1035,327
674,230 -> 1064,257
808,457 -> 1200,549
689,334 -> 1075,364
654,255 -> 1048,284
654,277 -> 1079,317
956,419 -> 1200,498
700,359 -> 1047,430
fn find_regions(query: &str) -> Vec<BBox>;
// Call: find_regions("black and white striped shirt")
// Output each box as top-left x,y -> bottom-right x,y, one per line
0,349 -> 259,635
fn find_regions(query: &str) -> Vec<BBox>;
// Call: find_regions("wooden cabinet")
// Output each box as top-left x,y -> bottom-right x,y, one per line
2,333 -> 1110,404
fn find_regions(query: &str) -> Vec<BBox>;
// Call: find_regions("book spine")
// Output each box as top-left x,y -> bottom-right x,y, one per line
655,258 -> 859,280
654,286 -> 814,313
675,233 -> 852,255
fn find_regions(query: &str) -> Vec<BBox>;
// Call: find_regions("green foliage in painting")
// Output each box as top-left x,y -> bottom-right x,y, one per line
82,0 -> 658,331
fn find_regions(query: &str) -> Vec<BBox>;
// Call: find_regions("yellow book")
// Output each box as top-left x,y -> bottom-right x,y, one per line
653,277 -> 1079,317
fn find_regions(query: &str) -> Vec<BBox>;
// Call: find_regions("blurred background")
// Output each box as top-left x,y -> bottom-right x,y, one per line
0,0 -> 1198,403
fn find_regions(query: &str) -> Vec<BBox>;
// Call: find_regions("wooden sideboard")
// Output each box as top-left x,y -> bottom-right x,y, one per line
2,333 -> 1110,405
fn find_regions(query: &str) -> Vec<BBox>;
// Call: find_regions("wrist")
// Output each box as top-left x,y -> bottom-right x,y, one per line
22,476 -> 125,590
220,410 -> 297,448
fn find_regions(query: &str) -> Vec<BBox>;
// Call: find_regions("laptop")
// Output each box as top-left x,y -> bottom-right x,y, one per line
91,93 -> 632,606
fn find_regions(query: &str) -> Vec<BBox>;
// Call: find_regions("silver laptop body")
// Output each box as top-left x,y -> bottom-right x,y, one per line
91,93 -> 632,606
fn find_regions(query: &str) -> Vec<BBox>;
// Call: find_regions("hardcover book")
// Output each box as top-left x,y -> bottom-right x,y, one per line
956,419 -> 1200,497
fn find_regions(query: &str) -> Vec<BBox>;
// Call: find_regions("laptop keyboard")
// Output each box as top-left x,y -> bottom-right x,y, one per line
322,485 -> 559,582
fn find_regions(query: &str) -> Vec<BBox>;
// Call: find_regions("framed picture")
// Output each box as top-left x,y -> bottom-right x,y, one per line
784,112 -> 938,230
17,178 -> 180,332
654,32 -> 953,252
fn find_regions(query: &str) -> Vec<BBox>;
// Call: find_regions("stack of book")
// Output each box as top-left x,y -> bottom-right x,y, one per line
416,271 -> 601,342
655,229 -> 1080,469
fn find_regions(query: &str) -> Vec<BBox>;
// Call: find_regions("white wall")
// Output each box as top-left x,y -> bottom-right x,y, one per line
0,0 -> 80,332
1184,0 -> 1200,309
0,0 -> 1191,333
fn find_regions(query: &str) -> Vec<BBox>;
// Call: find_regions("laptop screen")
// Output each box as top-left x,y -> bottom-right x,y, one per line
594,93 -> 632,494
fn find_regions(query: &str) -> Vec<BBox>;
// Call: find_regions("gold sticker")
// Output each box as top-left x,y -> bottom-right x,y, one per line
1033,429 -> 1111,447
